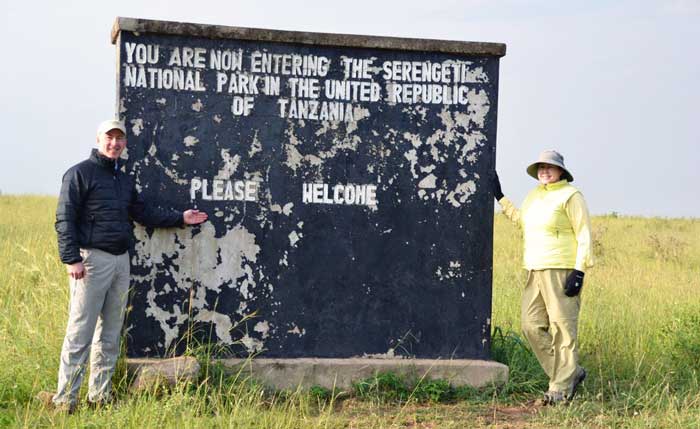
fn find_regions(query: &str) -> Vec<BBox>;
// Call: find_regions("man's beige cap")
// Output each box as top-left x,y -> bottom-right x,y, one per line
96,119 -> 126,135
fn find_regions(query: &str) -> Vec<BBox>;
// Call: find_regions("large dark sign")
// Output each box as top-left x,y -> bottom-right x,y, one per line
113,18 -> 506,359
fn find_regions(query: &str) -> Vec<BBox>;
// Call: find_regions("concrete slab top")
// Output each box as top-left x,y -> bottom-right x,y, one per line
217,358 -> 509,389
111,17 -> 506,57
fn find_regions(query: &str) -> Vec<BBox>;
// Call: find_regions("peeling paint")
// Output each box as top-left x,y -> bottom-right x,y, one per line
284,203 -> 294,216
287,324 -> 306,336
133,222 -> 261,347
184,136 -> 199,147
241,334 -> 264,353
215,149 -> 241,179
121,29 -> 500,359
271,202 -> 294,217
131,118 -> 144,136
418,173 -> 437,189
288,231 -> 300,247
254,320 -> 271,339
347,106 -> 371,134
362,348 -> 403,359
403,149 -> 419,179
144,286 -> 188,351
249,131 -> 262,157
435,261 -> 467,281
446,180 -> 477,207
197,310 -> 234,343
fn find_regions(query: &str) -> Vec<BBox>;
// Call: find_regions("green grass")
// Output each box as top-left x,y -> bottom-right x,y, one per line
1,195 -> 700,427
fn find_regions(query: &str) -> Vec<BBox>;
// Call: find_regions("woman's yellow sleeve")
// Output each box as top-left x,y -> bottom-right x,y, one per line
497,196 -> 521,227
565,192 -> 595,271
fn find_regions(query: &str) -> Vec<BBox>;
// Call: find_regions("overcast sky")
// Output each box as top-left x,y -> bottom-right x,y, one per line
1,0 -> 698,217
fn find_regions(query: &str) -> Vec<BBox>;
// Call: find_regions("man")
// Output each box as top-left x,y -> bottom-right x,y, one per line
43,119 -> 207,412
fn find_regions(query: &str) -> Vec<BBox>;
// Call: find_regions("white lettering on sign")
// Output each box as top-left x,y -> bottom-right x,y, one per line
302,183 -> 378,207
190,178 -> 259,202
277,99 -> 357,122
380,60 -> 484,83
168,47 -> 207,68
250,53 -> 330,77
120,44 -> 490,124
231,96 -> 255,116
341,57 -> 374,79
324,80 -> 381,102
215,73 -> 261,94
288,78 -> 320,98
123,66 -> 206,92
125,43 -> 159,64
263,76 -> 281,96
209,49 -> 243,71
385,83 -> 470,105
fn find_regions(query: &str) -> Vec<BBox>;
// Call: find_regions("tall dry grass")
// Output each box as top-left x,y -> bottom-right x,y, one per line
1,195 -> 699,427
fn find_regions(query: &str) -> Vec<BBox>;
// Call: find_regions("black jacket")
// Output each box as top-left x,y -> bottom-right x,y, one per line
55,149 -> 183,264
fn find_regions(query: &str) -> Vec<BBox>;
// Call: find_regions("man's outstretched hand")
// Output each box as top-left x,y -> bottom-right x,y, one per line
183,209 -> 208,225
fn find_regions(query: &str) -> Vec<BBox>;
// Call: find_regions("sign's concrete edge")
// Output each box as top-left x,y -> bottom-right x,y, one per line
127,358 -> 509,390
111,17 -> 506,57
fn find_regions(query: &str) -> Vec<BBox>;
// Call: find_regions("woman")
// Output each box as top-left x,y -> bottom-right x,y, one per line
493,150 -> 593,405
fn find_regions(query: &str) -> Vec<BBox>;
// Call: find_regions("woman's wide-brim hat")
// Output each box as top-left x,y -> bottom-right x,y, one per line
526,150 -> 574,182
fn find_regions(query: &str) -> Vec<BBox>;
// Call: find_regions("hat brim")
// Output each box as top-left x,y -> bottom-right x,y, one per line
100,126 -> 126,134
526,162 -> 574,182
96,120 -> 127,136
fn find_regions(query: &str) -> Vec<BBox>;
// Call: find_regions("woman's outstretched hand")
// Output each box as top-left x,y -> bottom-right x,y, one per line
493,171 -> 504,201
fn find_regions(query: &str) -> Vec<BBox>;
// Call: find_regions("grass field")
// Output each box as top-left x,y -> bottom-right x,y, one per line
1,195 -> 699,428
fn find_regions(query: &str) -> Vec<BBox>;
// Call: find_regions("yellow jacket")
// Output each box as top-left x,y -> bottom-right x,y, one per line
498,180 -> 594,272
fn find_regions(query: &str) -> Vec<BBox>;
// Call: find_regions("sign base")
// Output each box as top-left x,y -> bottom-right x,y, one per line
219,357 -> 508,389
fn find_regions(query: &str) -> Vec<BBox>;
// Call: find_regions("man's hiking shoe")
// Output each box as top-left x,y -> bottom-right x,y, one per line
36,391 -> 76,414
567,367 -> 587,401
36,391 -> 55,407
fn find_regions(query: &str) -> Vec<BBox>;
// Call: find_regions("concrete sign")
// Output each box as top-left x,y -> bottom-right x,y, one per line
112,18 -> 506,360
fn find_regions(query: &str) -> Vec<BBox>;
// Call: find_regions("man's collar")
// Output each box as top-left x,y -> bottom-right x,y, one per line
89,148 -> 118,170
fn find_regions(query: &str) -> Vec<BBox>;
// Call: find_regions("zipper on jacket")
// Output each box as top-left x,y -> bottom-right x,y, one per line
88,214 -> 95,244
114,160 -> 121,199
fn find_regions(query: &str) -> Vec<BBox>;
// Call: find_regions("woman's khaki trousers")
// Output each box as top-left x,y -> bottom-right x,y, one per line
521,269 -> 582,395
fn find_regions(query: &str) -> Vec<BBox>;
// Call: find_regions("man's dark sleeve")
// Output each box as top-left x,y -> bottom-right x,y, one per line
55,169 -> 84,264
129,187 -> 184,228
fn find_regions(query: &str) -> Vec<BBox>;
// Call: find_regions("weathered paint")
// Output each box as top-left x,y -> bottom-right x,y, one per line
114,18 -> 504,359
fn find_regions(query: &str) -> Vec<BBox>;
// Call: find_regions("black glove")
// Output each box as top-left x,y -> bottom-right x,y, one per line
564,270 -> 585,297
493,171 -> 504,201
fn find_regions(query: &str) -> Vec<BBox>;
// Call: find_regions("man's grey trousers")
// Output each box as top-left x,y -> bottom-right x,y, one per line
53,248 -> 130,406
